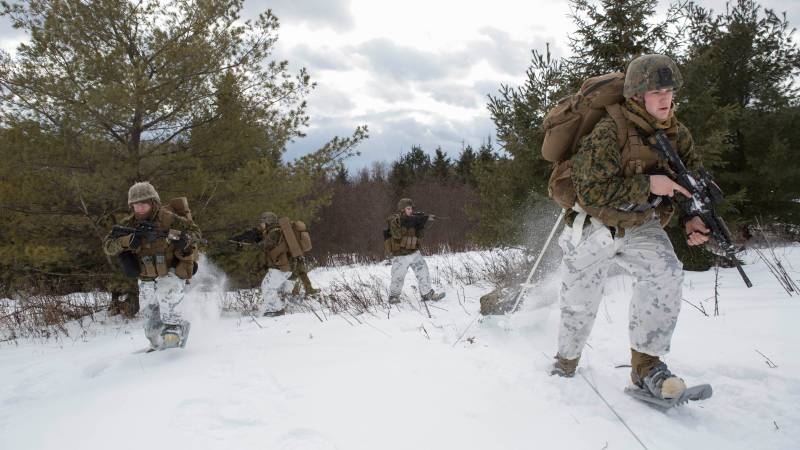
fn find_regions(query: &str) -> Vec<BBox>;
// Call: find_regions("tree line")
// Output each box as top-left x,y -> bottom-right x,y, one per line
1,0 -> 798,296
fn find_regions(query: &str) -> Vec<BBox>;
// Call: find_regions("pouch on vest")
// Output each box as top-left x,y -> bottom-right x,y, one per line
118,251 -> 140,278
155,253 -> 168,276
401,236 -> 418,250
140,255 -> 158,278
267,241 -> 291,271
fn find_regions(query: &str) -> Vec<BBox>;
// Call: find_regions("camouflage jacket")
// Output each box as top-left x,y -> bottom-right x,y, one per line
102,207 -> 201,279
571,102 -> 702,222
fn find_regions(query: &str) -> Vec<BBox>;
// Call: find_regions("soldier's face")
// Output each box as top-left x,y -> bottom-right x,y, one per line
132,201 -> 152,217
403,206 -> 413,216
643,88 -> 674,121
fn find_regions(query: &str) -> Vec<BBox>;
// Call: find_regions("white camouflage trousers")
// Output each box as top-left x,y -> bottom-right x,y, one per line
389,251 -> 433,298
557,216 -> 683,360
261,268 -> 293,313
138,269 -> 185,346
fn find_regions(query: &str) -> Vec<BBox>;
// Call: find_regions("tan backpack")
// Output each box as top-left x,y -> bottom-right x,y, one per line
541,72 -> 627,209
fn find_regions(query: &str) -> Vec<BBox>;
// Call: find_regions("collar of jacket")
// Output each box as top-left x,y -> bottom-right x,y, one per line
624,99 -> 676,134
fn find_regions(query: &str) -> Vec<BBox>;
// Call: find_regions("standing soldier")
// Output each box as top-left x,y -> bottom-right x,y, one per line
231,212 -> 318,317
103,182 -> 201,350
384,198 -> 445,304
550,55 -> 711,404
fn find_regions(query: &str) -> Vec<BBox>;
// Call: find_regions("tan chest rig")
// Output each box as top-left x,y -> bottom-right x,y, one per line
132,209 -> 197,280
576,104 -> 678,232
385,214 -> 421,254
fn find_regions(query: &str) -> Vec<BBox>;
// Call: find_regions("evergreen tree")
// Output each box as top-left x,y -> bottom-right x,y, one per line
389,145 -> 432,190
481,47 -> 567,244
431,147 -> 452,181
455,145 -> 477,185
0,0 -> 366,293
567,0 -> 674,82
681,0 -> 800,223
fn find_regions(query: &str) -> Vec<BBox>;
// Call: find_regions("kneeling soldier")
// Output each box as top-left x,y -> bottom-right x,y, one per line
103,182 -> 201,350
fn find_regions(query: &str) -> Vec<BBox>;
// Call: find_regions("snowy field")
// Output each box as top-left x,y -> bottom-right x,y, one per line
1,247 -> 799,450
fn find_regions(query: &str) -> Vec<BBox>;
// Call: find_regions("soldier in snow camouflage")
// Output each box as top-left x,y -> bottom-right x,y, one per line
552,55 -> 711,401
103,182 -> 201,350
384,198 -> 445,304
230,211 -> 318,317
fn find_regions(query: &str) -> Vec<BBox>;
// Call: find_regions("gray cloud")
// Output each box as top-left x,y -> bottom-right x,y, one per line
305,84 -> 356,117
356,38 -> 467,82
243,0 -> 355,30
289,43 -> 353,72
421,81 -> 483,109
286,108 -> 497,170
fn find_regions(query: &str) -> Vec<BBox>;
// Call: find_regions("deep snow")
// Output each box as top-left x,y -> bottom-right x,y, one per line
1,247 -> 798,450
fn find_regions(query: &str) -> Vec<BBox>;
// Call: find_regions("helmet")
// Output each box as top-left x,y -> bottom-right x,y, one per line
128,181 -> 160,206
260,211 -> 278,226
396,198 -> 413,211
623,54 -> 683,98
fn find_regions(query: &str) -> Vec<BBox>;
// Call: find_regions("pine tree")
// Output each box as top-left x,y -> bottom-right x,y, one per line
567,0 -> 675,83
0,0 -> 366,292
681,0 -> 800,223
455,145 -> 477,185
431,147 -> 452,181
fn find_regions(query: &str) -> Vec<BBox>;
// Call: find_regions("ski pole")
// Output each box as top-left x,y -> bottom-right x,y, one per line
507,209 -> 565,313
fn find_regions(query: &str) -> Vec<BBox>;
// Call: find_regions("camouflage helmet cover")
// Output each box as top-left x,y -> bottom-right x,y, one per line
260,211 -> 278,226
128,181 -> 161,206
623,54 -> 683,98
397,198 -> 413,211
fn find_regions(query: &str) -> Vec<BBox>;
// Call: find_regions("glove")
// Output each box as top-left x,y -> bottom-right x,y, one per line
119,233 -> 141,250
172,232 -> 191,252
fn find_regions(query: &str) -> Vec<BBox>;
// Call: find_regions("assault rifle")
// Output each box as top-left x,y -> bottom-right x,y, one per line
111,221 -> 174,243
110,221 -> 204,247
650,130 -> 752,288
229,228 -> 263,246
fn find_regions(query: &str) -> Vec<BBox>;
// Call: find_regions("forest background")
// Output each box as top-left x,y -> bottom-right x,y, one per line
0,0 -> 798,299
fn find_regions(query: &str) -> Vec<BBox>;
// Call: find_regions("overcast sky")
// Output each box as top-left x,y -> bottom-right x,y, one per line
2,0 -> 798,169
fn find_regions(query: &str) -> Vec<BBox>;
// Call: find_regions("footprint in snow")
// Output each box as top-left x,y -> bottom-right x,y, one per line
82,359 -> 111,378
275,428 -> 338,450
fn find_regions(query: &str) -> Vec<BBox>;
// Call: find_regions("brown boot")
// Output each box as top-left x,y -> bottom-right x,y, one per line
551,354 -> 580,377
299,272 -> 319,296
631,348 -> 662,382
631,349 -> 686,399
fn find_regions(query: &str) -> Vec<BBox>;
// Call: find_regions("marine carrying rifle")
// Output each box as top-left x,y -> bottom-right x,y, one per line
228,228 -> 263,246
111,221 -> 205,248
649,130 -> 752,288
111,221 -> 173,243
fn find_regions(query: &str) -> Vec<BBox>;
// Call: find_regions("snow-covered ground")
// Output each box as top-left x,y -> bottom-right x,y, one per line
1,247 -> 798,450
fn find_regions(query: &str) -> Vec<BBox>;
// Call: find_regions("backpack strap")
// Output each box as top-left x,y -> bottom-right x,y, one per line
604,103 -> 628,148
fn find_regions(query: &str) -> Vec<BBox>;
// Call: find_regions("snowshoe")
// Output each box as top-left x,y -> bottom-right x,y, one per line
159,321 -> 191,350
626,362 -> 712,409
624,383 -> 712,409
422,290 -> 445,302
263,308 -> 286,317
